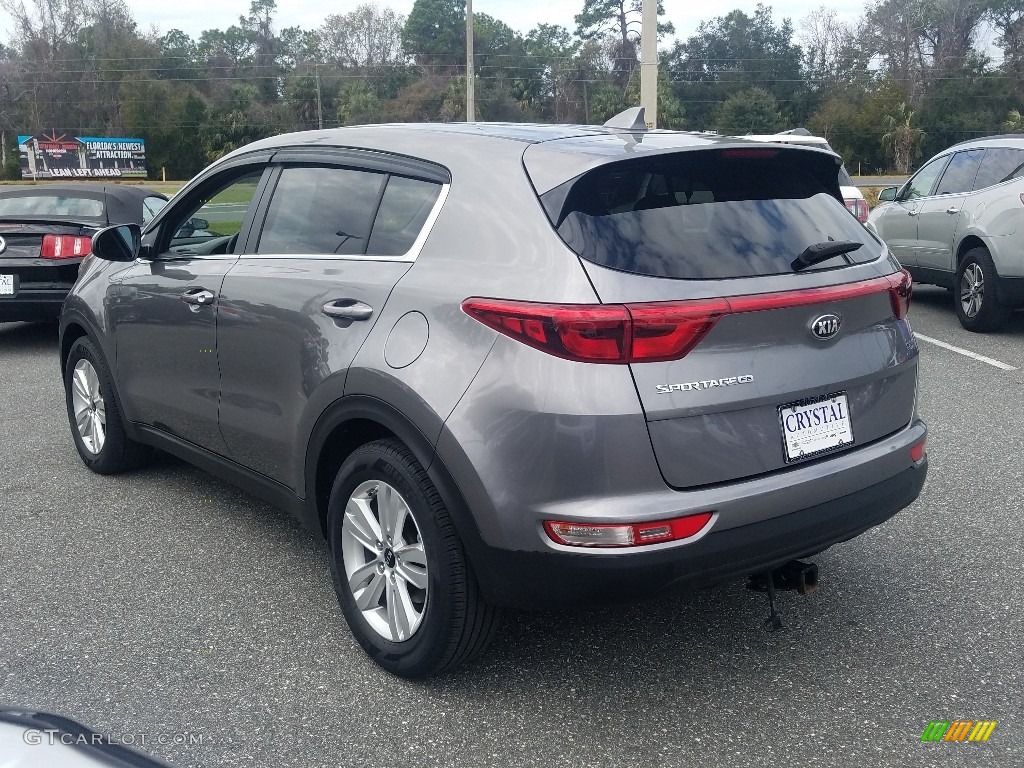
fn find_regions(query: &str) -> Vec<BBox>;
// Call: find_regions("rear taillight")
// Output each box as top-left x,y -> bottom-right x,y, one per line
888,268 -> 913,319
464,272 -> 911,364
910,439 -> 926,463
845,198 -> 869,223
544,512 -> 713,548
40,235 -> 92,259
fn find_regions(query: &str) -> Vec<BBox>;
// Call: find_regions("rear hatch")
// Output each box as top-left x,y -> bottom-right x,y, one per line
526,140 -> 918,489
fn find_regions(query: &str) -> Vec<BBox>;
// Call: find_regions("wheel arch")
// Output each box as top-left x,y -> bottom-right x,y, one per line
956,235 -> 990,268
303,397 -> 488,565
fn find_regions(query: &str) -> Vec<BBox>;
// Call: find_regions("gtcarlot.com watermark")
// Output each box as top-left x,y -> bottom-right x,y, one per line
23,728 -> 207,747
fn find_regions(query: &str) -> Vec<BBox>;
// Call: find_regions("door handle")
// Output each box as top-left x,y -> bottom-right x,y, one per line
322,300 -> 373,321
946,207 -> 960,215
907,209 -> 919,217
181,288 -> 215,306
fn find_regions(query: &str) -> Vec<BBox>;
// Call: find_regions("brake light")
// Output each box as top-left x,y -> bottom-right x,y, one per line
544,512 -> 713,548
888,268 -> 913,319
721,148 -> 779,159
463,273 -> 911,364
845,198 -> 869,223
41,235 -> 92,259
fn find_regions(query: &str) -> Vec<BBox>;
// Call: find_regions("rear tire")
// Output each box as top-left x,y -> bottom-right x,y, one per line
327,439 -> 500,678
64,337 -> 152,474
955,247 -> 1012,332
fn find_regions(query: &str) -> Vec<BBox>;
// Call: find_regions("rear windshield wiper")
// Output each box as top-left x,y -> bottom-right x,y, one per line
791,240 -> 863,272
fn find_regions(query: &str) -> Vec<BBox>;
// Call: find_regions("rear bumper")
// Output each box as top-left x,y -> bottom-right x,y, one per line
0,289 -> 69,320
471,458 -> 926,608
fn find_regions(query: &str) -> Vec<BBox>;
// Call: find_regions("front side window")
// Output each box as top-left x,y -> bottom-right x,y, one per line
972,147 -> 1024,190
899,156 -> 949,201
168,170 -> 264,254
257,166 -> 385,255
934,150 -> 984,196
142,196 -> 166,224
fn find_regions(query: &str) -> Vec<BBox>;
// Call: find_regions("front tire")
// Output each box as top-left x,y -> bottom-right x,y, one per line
955,247 -> 1012,332
64,337 -> 152,474
327,439 -> 500,678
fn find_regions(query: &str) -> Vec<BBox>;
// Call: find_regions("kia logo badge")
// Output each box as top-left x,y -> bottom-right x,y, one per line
811,313 -> 841,340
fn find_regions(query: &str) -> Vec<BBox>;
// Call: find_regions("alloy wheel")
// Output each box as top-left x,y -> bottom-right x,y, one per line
960,262 -> 984,318
341,480 -> 429,642
71,359 -> 106,454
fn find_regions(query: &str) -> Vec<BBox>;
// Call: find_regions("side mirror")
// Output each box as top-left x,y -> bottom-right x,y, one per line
91,224 -> 141,262
878,187 -> 897,203
189,217 -> 209,231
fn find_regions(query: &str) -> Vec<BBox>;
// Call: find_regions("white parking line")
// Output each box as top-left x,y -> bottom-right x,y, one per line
915,333 -> 1018,371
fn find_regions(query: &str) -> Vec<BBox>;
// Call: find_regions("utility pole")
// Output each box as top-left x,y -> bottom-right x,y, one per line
639,0 -> 657,129
466,0 -> 475,122
315,63 -> 324,130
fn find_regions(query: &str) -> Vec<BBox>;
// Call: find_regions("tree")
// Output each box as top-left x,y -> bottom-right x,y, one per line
402,0 -> 465,66
666,5 -> 803,130
882,101 -> 925,173
574,0 -> 673,81
714,87 -> 784,135
316,4 -> 405,68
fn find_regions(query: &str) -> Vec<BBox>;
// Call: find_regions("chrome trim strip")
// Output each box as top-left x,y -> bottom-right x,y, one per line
236,182 -> 450,263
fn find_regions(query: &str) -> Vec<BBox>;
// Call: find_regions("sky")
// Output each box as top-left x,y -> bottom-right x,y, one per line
1,0 -> 865,45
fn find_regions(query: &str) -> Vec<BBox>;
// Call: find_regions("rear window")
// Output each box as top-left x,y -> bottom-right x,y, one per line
0,194 -> 104,218
972,147 -> 1024,190
549,154 -> 876,280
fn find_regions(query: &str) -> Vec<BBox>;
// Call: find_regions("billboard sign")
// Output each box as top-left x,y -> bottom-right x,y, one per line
18,131 -> 147,179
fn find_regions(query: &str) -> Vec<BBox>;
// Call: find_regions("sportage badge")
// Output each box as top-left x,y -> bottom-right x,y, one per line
810,313 -> 841,340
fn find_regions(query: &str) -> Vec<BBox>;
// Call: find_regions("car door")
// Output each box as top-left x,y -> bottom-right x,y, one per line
216,153 -> 447,488
873,154 -> 951,267
109,163 -> 272,453
915,149 -> 984,274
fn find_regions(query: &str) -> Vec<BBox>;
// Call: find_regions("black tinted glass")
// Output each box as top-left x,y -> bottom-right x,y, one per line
550,156 -> 876,280
935,150 -> 984,195
258,166 -> 385,255
367,176 -> 441,256
972,147 -> 1024,190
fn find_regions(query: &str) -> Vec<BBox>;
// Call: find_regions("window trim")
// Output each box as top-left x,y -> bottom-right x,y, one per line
241,180 -> 450,263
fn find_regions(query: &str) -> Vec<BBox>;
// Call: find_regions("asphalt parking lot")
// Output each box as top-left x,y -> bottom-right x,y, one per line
1,287 -> 1021,768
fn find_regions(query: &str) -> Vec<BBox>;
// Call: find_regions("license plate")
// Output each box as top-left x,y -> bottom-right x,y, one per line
0,275 -> 13,296
779,393 -> 853,462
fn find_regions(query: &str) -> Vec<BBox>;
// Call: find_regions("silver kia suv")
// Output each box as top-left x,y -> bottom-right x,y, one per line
59,115 -> 927,677
868,134 -> 1024,331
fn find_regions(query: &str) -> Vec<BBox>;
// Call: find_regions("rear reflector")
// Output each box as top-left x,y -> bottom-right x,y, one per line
463,272 -> 913,364
910,439 -> 926,463
41,235 -> 92,259
544,512 -> 713,548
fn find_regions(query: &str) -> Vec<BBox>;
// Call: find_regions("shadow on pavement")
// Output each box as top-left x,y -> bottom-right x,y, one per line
0,321 -> 60,351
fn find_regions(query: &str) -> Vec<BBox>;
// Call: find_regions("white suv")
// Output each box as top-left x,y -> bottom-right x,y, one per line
745,131 -> 869,223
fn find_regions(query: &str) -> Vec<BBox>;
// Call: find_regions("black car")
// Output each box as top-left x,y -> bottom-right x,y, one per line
0,185 -> 167,321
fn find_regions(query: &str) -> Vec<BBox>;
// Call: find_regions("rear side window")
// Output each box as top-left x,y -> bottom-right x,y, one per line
366,175 -> 442,256
935,150 -> 984,195
0,195 -> 104,218
258,166 -> 385,255
548,154 -> 876,280
972,147 -> 1024,190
